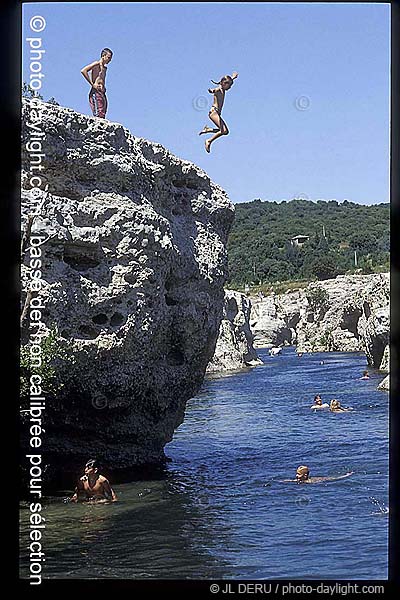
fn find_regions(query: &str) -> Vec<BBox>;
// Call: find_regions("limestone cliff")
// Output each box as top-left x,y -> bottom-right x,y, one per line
21,99 -> 234,472
206,290 -> 262,373
295,274 -> 389,363
248,274 -> 389,373
250,291 -> 302,348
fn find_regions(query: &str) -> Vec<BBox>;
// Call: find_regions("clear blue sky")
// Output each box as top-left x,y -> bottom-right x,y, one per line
22,2 -> 390,205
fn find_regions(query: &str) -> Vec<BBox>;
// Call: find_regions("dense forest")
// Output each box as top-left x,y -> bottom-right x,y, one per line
227,199 -> 390,286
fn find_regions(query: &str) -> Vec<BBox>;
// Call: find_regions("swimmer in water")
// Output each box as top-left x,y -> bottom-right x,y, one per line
360,370 -> 370,380
70,459 -> 117,503
329,399 -> 353,412
280,465 -> 354,484
311,394 -> 329,410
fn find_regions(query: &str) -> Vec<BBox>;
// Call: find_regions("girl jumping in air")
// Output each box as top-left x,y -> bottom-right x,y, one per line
199,71 -> 238,153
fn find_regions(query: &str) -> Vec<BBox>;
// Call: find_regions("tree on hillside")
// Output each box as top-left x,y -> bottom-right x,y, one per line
227,199 -> 389,286
307,253 -> 341,281
348,231 -> 377,255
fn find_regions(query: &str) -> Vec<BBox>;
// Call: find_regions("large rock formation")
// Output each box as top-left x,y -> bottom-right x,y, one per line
295,274 -> 389,362
357,276 -> 390,368
206,290 -> 262,373
21,99 -> 234,473
250,291 -> 302,347
248,275 -> 389,375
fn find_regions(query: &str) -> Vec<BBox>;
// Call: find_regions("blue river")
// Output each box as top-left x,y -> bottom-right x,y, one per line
20,347 -> 388,579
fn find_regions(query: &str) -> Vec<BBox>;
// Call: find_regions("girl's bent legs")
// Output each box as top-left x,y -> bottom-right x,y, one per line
205,113 -> 229,150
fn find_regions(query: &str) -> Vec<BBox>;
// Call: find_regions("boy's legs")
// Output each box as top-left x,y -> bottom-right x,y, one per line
89,89 -> 107,118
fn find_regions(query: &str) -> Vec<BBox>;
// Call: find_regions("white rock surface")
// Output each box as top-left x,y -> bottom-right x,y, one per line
378,375 -> 389,391
207,290 -> 262,373
295,274 -> 389,362
21,99 -> 234,471
250,290 -> 302,348
379,345 -> 390,372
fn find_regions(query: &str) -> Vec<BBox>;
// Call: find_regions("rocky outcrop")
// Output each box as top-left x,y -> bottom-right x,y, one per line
377,345 -> 390,392
249,291 -> 302,348
21,99 -> 234,472
357,277 -> 390,368
296,274 -> 389,358
206,290 -> 262,373
378,375 -> 389,392
248,275 -> 389,372
379,345 -> 390,372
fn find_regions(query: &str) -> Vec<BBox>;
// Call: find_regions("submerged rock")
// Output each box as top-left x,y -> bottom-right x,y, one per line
207,290 -> 262,373
21,99 -> 234,473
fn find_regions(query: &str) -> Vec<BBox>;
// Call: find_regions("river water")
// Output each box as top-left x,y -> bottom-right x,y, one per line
20,348 -> 388,580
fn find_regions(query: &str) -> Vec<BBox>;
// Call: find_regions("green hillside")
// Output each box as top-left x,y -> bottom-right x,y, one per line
227,199 -> 390,285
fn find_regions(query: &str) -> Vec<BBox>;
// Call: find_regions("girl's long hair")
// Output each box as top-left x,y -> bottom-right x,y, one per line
211,75 -> 234,86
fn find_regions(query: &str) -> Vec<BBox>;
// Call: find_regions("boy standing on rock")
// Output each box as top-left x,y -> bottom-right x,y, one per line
81,48 -> 113,119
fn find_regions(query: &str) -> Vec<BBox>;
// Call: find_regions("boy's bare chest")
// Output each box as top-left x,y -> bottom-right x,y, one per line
83,478 -> 103,493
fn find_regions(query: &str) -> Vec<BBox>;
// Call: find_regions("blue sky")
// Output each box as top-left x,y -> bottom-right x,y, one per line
22,2 -> 390,205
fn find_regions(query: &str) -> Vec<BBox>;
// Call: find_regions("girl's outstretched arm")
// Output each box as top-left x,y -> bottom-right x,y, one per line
231,71 -> 239,80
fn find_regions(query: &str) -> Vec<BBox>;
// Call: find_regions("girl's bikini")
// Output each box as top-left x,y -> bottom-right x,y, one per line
209,106 -> 221,116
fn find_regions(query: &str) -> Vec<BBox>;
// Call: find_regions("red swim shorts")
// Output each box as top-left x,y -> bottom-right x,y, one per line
89,88 -> 107,118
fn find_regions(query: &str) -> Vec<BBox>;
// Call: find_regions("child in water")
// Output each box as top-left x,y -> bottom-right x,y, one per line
199,71 -> 238,153
329,399 -> 353,412
280,465 -> 354,484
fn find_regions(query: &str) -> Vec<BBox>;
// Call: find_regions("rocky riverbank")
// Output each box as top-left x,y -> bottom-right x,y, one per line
21,99 -> 234,475
249,274 -> 390,388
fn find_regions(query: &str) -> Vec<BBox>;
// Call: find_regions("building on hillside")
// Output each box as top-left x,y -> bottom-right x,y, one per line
290,234 -> 309,248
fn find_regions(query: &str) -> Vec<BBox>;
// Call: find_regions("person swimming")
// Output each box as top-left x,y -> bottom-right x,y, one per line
360,370 -> 370,380
280,465 -> 354,484
310,394 -> 329,410
70,459 -> 117,503
329,399 -> 353,412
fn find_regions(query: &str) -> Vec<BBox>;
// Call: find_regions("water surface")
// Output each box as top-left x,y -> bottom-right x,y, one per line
20,348 -> 388,579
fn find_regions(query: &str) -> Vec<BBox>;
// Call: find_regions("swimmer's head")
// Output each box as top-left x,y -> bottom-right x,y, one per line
296,465 -> 310,482
363,370 -> 369,377
85,459 -> 99,474
330,399 -> 340,409
314,394 -> 322,404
